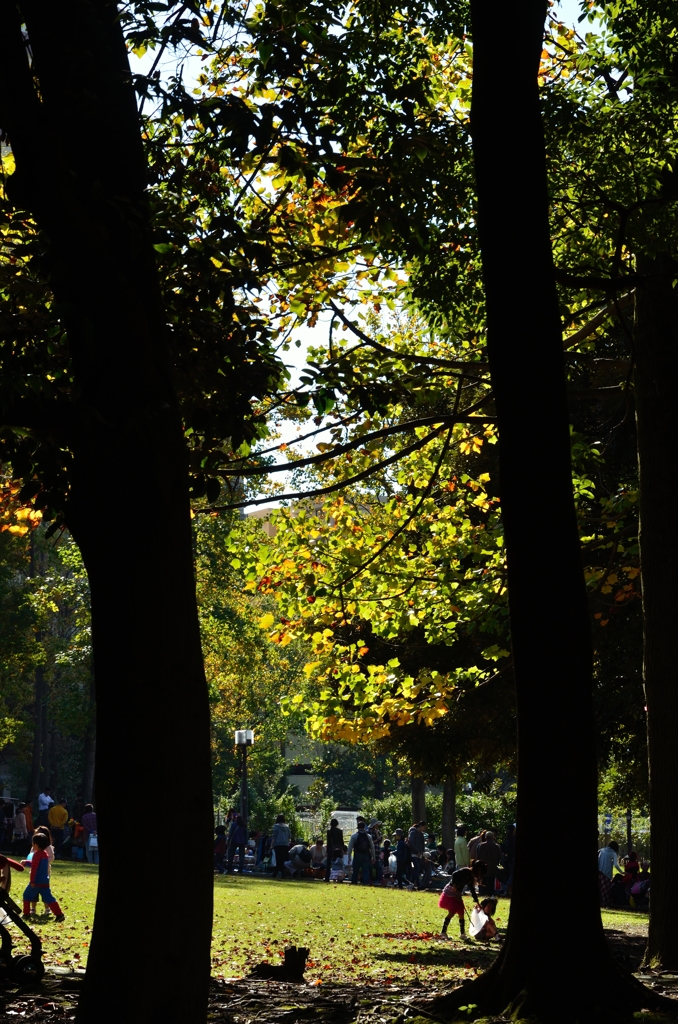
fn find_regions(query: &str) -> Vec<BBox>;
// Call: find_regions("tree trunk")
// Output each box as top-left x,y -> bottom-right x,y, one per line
441,776 -> 456,851
25,664 -> 44,803
410,775 -> 426,824
635,256 -> 678,969
0,5 -> 213,1021
81,676 -> 96,806
434,1 -> 661,1018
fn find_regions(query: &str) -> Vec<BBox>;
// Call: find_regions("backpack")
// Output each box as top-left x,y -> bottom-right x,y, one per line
354,830 -> 371,855
299,847 -> 312,863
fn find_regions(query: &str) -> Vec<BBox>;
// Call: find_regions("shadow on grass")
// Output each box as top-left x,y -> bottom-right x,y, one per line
51,861 -> 99,874
373,947 -> 497,968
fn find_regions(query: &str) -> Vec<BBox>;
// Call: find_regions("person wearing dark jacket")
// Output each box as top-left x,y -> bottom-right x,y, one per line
407,821 -> 426,888
227,815 -> 248,873
393,828 -> 410,888
270,814 -> 291,879
325,818 -> 344,882
477,831 -> 502,896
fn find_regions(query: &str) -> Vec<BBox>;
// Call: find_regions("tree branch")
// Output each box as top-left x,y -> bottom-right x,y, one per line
215,413 -> 494,476
200,411 -> 494,512
328,301 -> 489,372
562,292 -> 634,350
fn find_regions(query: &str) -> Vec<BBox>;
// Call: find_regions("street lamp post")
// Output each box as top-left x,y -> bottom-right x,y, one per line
626,809 -> 632,856
235,729 -> 254,827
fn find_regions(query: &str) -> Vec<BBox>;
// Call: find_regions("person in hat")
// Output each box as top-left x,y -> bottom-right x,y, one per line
367,818 -> 382,843
392,828 -> 410,889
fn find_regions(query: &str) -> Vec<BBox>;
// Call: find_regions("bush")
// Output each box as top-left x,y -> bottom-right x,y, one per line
249,789 -> 305,842
361,790 -> 517,842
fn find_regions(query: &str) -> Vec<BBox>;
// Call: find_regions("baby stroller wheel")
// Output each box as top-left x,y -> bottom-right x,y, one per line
11,955 -> 45,983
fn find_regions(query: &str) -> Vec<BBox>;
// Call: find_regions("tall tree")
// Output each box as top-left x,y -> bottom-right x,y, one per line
0,4 -> 213,1020
434,0 -> 659,1016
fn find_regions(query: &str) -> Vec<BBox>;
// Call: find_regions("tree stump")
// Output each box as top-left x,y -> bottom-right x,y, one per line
249,945 -> 309,981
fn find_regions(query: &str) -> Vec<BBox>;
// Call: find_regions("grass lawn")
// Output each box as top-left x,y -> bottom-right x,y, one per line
12,864 -> 649,988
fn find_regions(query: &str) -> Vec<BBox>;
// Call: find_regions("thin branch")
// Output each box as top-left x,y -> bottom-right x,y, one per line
201,423 -> 460,513
562,292 -> 635,350
555,270 -> 641,290
216,413 -> 492,476
328,301 -> 489,372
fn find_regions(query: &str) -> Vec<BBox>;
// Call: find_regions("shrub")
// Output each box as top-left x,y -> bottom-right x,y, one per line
249,789 -> 304,841
361,790 -> 517,842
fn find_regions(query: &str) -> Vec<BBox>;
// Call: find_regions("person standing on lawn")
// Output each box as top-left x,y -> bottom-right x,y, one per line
598,840 -> 620,880
37,788 -> 53,827
23,800 -> 34,838
227,814 -> 248,873
477,831 -> 502,895
348,820 -> 375,885
392,828 -> 410,888
22,832 -> 64,922
271,813 -> 291,880
81,804 -> 98,863
467,829 -> 486,862
325,818 -> 344,882
214,824 -> 227,874
13,804 -> 28,854
454,826 -> 470,869
48,799 -> 68,858
407,821 -> 426,889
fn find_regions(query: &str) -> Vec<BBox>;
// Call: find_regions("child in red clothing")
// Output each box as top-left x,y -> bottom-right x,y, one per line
438,860 -> 485,939
22,833 -> 64,922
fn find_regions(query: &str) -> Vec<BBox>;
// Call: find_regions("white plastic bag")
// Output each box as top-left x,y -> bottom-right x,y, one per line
469,907 -> 488,938
388,854 -> 397,873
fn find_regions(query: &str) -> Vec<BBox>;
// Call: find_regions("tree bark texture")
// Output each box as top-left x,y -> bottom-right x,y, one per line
441,776 -> 456,851
0,4 -> 213,1021
410,775 -> 426,824
434,1 -> 660,1017
635,257 -> 678,969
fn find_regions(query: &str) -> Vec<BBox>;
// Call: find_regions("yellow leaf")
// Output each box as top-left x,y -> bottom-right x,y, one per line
258,612 -> 275,629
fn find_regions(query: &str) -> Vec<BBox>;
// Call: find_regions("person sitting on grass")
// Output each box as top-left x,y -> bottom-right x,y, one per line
21,832 -> 64,922
438,859 -> 486,940
473,898 -> 499,941
310,837 -> 326,869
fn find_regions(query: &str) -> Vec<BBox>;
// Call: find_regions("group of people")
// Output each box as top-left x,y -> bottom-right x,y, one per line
1,789 -> 98,864
598,840 -> 650,908
213,812 -> 516,901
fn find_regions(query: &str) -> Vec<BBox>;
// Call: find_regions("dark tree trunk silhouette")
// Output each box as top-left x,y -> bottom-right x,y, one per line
433,1 -> 662,1017
635,256 -> 678,970
441,776 -> 456,852
410,775 -> 426,824
0,4 -> 213,1022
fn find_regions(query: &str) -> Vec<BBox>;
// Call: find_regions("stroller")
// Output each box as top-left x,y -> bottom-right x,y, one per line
0,854 -> 45,983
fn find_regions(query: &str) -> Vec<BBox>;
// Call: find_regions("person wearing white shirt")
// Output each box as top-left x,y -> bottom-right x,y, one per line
37,788 -> 54,826
598,841 -> 619,880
